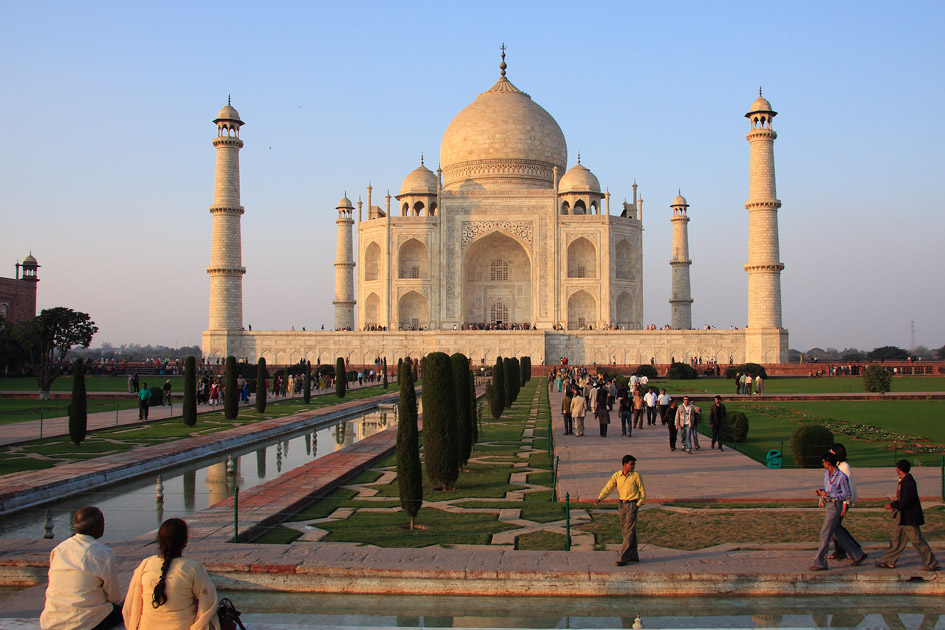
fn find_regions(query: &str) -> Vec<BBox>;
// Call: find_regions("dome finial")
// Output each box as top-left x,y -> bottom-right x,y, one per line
577,152 -> 581,165
420,153 -> 424,167
228,94 -> 231,105
759,86 -> 763,97
499,43 -> 507,77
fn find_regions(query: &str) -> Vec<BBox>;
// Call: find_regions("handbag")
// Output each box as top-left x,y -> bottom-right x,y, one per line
217,597 -> 246,630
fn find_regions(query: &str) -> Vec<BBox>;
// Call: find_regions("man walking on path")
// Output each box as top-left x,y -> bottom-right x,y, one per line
709,395 -> 726,451
876,459 -> 940,571
644,387 -> 658,425
811,452 -> 867,571
561,388 -> 573,436
40,506 -> 122,630
595,454 -> 645,566
675,396 -> 700,454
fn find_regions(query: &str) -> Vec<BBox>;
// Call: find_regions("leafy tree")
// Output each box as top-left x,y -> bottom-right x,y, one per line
224,356 -> 239,419
937,345 -> 945,361
634,364 -> 659,379
382,358 -> 388,389
490,356 -> 505,418
0,314 -> 28,377
14,307 -> 98,399
335,357 -> 347,398
840,348 -> 865,362
451,353 -> 473,469
867,345 -> 909,361
255,358 -> 268,413
863,364 -> 892,393
422,352 -> 458,491
183,356 -> 197,426
68,359 -> 87,446
303,361 -> 312,404
723,363 -> 768,379
667,361 -> 698,380
396,358 -> 422,528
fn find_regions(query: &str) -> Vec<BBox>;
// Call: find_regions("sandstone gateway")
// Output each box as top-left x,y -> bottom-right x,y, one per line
202,52 -> 787,367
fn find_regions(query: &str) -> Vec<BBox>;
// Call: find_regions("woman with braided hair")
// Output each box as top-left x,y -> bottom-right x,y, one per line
122,518 -> 218,630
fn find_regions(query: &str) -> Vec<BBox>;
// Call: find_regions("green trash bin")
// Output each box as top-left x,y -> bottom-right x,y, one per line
766,449 -> 782,469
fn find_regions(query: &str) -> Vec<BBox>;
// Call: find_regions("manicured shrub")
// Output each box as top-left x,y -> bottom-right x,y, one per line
303,361 -> 312,404
511,358 -> 521,404
722,411 -> 749,443
149,386 -> 164,406
863,364 -> 892,393
335,358 -> 346,398
255,358 -> 268,413
791,425 -> 834,468
490,357 -> 505,418
68,358 -> 87,446
667,362 -> 698,380
634,364 -> 659,379
382,358 -> 388,389
724,363 -> 768,380
183,356 -> 197,426
396,357 -> 422,527
451,353 -> 473,468
422,352 -> 458,490
468,369 -> 478,444
224,356 -> 238,419
614,375 -> 628,391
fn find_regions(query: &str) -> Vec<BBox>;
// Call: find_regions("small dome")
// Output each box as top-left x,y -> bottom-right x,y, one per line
748,95 -> 772,112
558,162 -> 600,193
672,193 -> 688,206
337,196 -> 354,209
22,254 -> 38,265
399,163 -> 438,196
214,101 -> 242,123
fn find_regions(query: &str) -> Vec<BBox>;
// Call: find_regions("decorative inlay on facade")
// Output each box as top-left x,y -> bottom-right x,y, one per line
565,285 -> 598,299
397,233 -> 429,247
444,158 -> 555,185
445,221 -> 456,317
539,214 -> 549,317
566,232 -> 599,247
396,285 -> 430,299
461,220 -> 533,249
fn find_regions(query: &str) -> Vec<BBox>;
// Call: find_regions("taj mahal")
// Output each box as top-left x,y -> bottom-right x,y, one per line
202,50 -> 788,367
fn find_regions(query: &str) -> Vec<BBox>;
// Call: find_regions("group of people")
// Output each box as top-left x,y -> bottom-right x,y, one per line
733,372 -> 763,395
40,507 -> 219,630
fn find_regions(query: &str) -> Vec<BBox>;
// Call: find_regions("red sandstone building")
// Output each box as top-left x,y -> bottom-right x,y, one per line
0,254 -> 39,323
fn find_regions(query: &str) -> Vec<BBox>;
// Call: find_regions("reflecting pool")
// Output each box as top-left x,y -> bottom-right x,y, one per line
0,408 -> 396,542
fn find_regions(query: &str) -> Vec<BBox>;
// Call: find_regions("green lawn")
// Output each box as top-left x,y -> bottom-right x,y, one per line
0,376 -> 185,394
721,399 -> 945,468
635,376 -> 945,396
0,399 -> 141,425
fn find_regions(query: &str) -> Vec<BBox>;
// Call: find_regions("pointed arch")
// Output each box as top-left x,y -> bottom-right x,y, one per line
364,242 -> 381,281
398,238 -> 428,279
567,237 -> 596,278
397,290 -> 428,330
567,290 -> 596,330
364,292 -> 381,326
615,238 -> 632,280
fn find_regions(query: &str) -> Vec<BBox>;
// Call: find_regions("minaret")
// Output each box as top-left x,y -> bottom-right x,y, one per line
333,195 -> 356,330
744,89 -> 784,330
669,192 -> 693,329
207,98 -> 246,332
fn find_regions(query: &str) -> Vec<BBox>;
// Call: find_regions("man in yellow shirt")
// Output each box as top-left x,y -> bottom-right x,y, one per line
595,454 -> 646,565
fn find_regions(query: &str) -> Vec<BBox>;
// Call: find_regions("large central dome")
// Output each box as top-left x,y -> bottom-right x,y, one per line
440,75 -> 567,191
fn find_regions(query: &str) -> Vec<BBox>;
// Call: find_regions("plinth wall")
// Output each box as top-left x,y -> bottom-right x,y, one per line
204,328 -> 788,367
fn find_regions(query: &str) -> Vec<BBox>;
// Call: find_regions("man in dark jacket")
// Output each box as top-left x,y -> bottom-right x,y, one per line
876,459 -> 940,570
709,395 -> 726,451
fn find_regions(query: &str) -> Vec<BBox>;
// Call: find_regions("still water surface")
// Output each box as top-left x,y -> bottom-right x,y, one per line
0,408 -> 396,542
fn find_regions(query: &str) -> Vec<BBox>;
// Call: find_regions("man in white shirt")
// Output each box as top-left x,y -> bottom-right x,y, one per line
40,506 -> 122,630
656,389 -> 672,424
643,387 -> 658,425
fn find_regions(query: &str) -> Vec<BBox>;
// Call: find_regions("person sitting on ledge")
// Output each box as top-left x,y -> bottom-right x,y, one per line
40,506 -> 122,630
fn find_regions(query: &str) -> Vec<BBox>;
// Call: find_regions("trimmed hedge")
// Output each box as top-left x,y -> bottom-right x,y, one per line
791,425 -> 834,468
724,363 -> 768,380
722,411 -> 749,443
862,364 -> 892,393
396,357 -> 422,523
69,358 -> 87,446
490,357 -> 505,419
422,352 -> 459,490
634,364 -> 659,379
224,356 -> 238,419
335,358 -> 346,398
667,362 -> 698,380
183,356 -> 197,426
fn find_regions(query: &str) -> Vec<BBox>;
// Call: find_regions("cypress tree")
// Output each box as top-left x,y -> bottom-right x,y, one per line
468,370 -> 478,444
68,358 -> 87,446
255,357 -> 268,413
450,353 -> 473,469
520,356 -> 529,385
382,358 -> 388,389
503,357 -> 513,408
335,357 -> 346,398
183,356 -> 197,426
303,361 -> 312,403
490,357 -> 505,420
224,356 -> 238,419
422,352 -> 458,490
511,358 -> 521,404
396,357 -> 422,528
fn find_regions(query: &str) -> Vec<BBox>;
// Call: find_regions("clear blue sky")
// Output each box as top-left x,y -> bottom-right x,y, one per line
2,1 -> 943,353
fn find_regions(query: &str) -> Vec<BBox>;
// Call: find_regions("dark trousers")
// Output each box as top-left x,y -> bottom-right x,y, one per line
138,399 -> 149,420
814,502 -> 865,569
668,424 -> 678,450
711,424 -> 723,449
92,603 -> 123,630
563,413 -> 573,435
619,410 -> 631,435
646,406 -> 656,425
618,500 -> 640,562
600,423 -> 608,437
